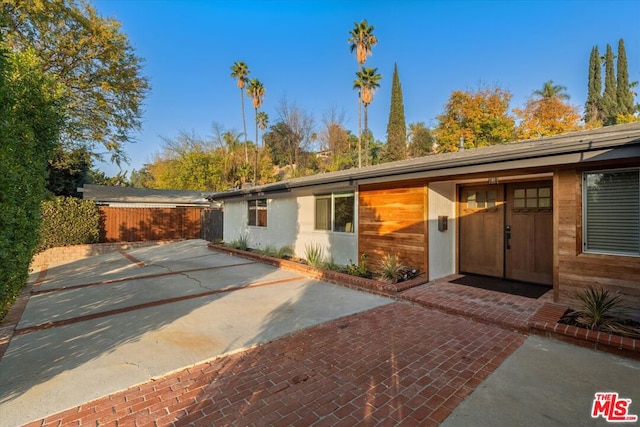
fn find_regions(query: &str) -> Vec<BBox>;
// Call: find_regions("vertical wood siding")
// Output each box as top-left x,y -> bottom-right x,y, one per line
359,180 -> 428,274
99,207 -> 202,242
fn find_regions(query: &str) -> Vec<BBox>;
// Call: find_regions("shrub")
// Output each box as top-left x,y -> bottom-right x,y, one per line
0,48 -> 63,320
346,253 -> 370,278
304,243 -> 324,267
277,246 -> 293,259
322,256 -> 341,271
229,234 -> 249,251
573,286 -> 626,330
375,254 -> 406,284
568,286 -> 640,338
38,197 -> 100,251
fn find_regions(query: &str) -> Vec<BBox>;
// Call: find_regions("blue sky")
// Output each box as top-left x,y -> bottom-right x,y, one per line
92,0 -> 640,177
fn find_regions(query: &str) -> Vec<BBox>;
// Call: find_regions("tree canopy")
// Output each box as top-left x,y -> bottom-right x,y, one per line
514,81 -> 581,139
4,0 -> 150,164
435,85 -> 515,151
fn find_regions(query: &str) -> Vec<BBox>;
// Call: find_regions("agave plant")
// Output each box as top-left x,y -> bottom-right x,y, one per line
375,254 -> 406,284
304,243 -> 324,267
572,286 -> 626,330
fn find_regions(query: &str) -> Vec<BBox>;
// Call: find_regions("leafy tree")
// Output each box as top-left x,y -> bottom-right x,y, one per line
601,44 -> 618,125
46,145 -> 92,197
319,108 -> 354,171
616,39 -> 635,118
86,168 -> 130,187
385,63 -> 407,162
264,121 -> 301,168
348,19 -> 377,168
274,97 -> 316,174
230,61 -> 250,163
584,46 -> 602,125
0,44 -> 64,318
4,0 -> 150,165
435,85 -> 515,152
145,132 -> 224,191
129,166 -> 154,188
407,122 -> 434,157
355,67 -> 382,166
514,81 -> 581,139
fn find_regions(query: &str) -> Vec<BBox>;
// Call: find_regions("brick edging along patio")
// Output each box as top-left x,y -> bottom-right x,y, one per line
206,243 -> 430,296
528,303 -> 638,360
208,244 -> 640,361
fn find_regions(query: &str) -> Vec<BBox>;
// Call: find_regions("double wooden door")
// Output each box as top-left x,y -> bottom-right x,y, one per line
459,181 -> 553,285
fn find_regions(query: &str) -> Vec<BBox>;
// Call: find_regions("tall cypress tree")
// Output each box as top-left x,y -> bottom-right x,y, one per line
585,46 -> 602,124
601,44 -> 618,125
616,38 -> 634,116
385,63 -> 406,161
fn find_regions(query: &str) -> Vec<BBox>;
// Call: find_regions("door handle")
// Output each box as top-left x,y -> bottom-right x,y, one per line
505,225 -> 511,250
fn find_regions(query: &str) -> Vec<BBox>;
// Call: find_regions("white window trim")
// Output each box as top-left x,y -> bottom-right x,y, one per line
314,192 -> 355,233
248,199 -> 268,227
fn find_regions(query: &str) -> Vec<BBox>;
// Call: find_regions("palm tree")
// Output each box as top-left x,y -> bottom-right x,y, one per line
255,111 -> 269,183
257,111 -> 269,138
222,131 -> 241,187
534,80 -> 570,100
230,61 -> 250,163
348,20 -> 377,167
247,79 -> 265,183
355,67 -> 381,166
348,20 -> 377,65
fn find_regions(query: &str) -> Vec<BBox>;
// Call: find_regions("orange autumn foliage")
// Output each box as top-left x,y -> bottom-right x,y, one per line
514,97 -> 582,139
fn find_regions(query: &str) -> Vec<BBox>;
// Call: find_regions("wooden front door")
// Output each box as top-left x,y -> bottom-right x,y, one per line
459,185 -> 504,277
459,181 -> 553,285
505,181 -> 553,285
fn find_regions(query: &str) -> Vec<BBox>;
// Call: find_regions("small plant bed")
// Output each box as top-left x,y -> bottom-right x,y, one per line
558,286 -> 640,340
211,242 -> 427,292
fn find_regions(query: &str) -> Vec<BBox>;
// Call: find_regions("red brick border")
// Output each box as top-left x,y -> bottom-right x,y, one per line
528,302 -> 639,360
207,243 -> 430,296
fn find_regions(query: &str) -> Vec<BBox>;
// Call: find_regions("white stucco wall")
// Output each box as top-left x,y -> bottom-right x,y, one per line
428,181 -> 457,280
222,193 -> 358,265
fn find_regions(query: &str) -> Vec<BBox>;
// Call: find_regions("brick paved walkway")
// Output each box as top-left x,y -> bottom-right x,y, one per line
24,302 -> 525,427
401,275 -> 553,333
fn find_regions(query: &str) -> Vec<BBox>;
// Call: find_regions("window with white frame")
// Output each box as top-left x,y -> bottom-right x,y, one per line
583,168 -> 639,255
315,192 -> 354,233
248,199 -> 267,227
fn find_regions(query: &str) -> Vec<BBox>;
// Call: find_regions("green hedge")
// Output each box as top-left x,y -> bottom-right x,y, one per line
0,46 -> 63,319
38,197 -> 100,251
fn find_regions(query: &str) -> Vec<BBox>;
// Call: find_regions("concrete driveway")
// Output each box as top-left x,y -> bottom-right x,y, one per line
0,240 -> 392,426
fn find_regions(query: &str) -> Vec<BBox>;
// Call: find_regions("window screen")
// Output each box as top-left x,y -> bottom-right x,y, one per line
584,169 -> 639,255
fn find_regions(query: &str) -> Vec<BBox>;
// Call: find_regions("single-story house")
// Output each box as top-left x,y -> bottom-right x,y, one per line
79,184 -> 216,208
79,184 -> 222,242
207,122 -> 640,308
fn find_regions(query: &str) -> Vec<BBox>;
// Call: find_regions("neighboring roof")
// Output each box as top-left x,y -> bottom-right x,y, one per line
80,184 -> 214,206
207,122 -> 640,201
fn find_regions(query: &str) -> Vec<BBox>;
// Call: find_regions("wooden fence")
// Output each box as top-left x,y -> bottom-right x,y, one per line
201,208 -> 223,242
99,207 -> 203,242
